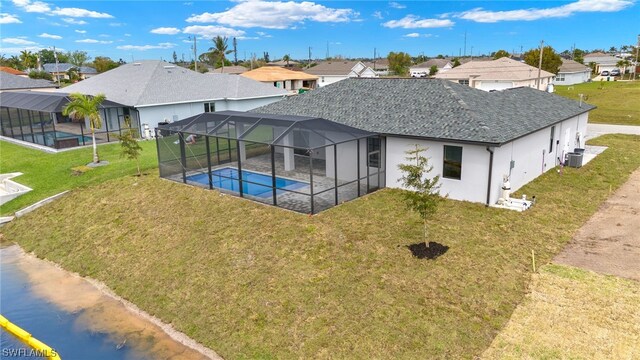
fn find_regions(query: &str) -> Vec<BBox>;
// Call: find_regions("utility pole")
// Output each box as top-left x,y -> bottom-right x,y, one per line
308,46 -> 312,68
53,46 -> 60,86
635,34 -> 639,81
326,41 -> 329,60
463,31 -> 467,57
190,36 -> 197,72
537,40 -> 544,90
373,47 -> 377,71
233,37 -> 238,65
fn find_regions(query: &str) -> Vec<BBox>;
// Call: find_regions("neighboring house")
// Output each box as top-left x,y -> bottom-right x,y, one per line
0,72 -> 58,92
209,66 -> 248,75
254,78 -> 593,206
42,63 -> 98,81
304,61 -> 377,87
555,59 -> 592,85
583,52 -> 620,73
268,59 -> 300,68
363,59 -> 389,76
241,66 -> 318,92
434,57 -> 555,91
60,60 -> 288,130
410,59 -> 453,77
0,67 -> 27,77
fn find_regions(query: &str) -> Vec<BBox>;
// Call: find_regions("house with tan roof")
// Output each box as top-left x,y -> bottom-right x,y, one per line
433,57 -> 555,91
555,59 -> 592,85
304,61 -> 377,87
583,52 -> 620,74
208,65 -> 248,75
240,66 -> 318,93
0,67 -> 27,77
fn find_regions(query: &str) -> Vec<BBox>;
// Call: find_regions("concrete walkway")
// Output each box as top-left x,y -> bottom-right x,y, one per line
586,123 -> 640,140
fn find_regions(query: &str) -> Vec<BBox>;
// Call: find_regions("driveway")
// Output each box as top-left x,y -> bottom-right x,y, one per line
586,123 -> 640,140
554,169 -> 640,281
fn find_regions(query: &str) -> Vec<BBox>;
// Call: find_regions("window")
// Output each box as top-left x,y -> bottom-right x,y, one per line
555,74 -> 565,82
204,102 -> 215,113
443,145 -> 462,180
367,137 -> 381,168
549,125 -> 555,153
458,80 -> 469,86
321,76 -> 325,82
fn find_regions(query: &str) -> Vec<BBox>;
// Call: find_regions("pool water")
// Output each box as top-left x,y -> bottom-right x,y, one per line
187,167 -> 308,197
13,131 -> 93,147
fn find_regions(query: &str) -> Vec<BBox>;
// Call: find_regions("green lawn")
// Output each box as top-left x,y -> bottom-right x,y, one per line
554,81 -> 640,125
0,140 -> 159,215
3,134 -> 639,359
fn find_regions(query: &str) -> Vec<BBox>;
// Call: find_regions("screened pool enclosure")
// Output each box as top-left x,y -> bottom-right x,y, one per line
156,111 -> 385,214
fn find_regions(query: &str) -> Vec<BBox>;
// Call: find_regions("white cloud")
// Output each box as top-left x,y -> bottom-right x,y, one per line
109,22 -> 123,27
62,18 -> 87,25
98,34 -> 110,38
117,42 -> 176,51
372,11 -> 383,19
456,0 -> 633,23
0,46 -> 44,54
256,31 -> 273,38
0,13 -> 22,24
403,33 -> 432,38
383,15 -> 454,28
75,29 -> 86,34
150,27 -> 181,35
124,33 -> 132,37
186,0 -> 357,29
389,2 -> 406,9
12,0 -> 50,12
2,37 -> 37,45
38,32 -> 62,39
75,39 -> 113,44
51,7 -> 113,18
183,2 -> 193,5
183,25 -> 245,38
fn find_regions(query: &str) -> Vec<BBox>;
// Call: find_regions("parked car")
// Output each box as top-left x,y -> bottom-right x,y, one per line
600,70 -> 610,76
610,69 -> 621,76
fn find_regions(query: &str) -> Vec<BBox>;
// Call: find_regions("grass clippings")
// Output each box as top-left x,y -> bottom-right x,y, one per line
482,264 -> 640,360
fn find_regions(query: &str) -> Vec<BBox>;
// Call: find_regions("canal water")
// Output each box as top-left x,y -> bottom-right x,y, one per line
0,245 -> 218,360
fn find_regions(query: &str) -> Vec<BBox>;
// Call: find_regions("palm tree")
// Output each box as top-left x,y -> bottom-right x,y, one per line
616,59 -> 630,80
209,36 -> 233,73
282,54 -> 291,66
62,93 -> 106,164
19,50 -> 37,70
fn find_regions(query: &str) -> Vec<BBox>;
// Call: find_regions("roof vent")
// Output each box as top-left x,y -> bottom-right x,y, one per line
133,63 -> 141,66
163,65 -> 175,69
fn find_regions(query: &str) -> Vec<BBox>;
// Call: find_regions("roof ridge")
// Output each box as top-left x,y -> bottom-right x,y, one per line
135,60 -> 169,105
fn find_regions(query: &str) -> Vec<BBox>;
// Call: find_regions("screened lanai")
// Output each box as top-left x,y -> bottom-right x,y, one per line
0,91 -> 138,149
156,111 -> 385,214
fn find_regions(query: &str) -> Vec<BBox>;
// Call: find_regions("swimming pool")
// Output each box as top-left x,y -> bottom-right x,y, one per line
186,167 -> 308,197
13,131 -> 93,147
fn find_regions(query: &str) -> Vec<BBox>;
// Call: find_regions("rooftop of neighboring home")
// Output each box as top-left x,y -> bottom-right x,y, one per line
42,63 -> 97,74
253,78 -> 594,146
433,57 -> 554,81
583,52 -> 620,64
559,59 -> 591,73
240,66 -> 318,82
0,72 -> 57,91
268,59 -> 301,67
0,67 -> 26,76
412,59 -> 452,69
209,65 -> 248,74
304,61 -> 372,76
59,60 -> 288,107
362,58 -> 389,70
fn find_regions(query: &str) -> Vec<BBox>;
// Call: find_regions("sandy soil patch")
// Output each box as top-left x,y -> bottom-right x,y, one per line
554,169 -> 640,281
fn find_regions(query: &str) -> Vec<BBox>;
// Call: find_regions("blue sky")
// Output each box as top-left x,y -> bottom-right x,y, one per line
1,0 -> 638,62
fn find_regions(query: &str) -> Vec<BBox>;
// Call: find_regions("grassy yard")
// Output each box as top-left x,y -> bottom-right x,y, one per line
2,134 -> 639,359
554,81 -> 640,125
482,264 -> 640,359
0,140 -> 159,215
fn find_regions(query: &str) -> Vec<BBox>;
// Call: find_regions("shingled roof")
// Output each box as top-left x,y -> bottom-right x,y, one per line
434,57 -> 554,81
253,78 -> 595,145
559,59 -> 591,73
0,72 -> 57,90
59,60 -> 288,107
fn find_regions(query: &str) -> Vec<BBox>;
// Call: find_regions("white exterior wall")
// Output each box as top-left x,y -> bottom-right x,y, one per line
555,71 -> 591,85
384,112 -> 589,204
141,96 -> 284,129
489,112 -> 588,203
476,81 -> 514,91
318,75 -> 348,87
385,137 -> 491,203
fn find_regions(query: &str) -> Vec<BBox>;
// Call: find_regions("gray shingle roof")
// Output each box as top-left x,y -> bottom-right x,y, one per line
43,63 -> 97,74
412,59 -> 452,69
0,72 -> 57,90
252,78 -> 595,145
305,61 -> 367,76
58,60 -> 288,107
559,59 -> 591,73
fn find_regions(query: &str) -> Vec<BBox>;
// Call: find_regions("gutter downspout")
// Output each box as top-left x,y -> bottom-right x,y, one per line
485,146 -> 495,206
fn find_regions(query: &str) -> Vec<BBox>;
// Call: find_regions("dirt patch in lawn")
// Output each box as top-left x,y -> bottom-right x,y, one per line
554,169 -> 640,281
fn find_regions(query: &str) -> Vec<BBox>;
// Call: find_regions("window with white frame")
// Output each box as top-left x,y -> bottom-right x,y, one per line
204,102 -> 215,113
